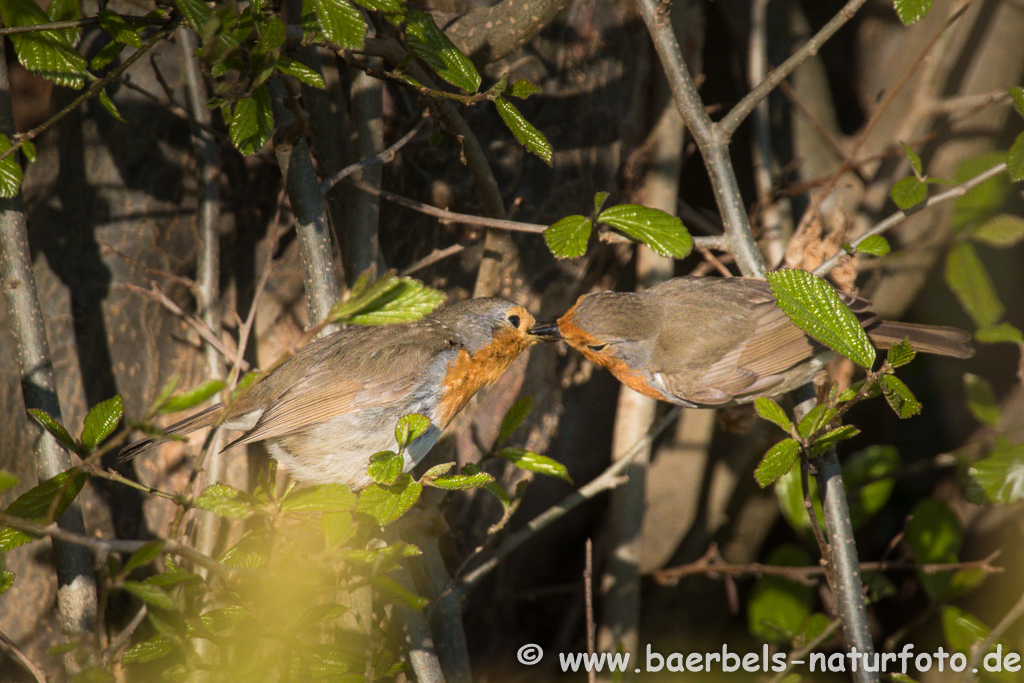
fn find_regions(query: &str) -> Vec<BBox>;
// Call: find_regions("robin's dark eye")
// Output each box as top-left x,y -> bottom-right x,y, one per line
588,344 -> 607,352
507,314 -> 521,328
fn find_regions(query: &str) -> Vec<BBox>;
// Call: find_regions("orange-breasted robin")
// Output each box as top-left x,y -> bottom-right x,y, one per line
121,298 -> 539,488
530,276 -> 973,407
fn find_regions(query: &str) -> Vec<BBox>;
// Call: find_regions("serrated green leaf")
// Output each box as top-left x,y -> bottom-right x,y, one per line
964,373 -> 1000,428
856,234 -> 891,256
123,541 -> 165,575
886,338 -> 916,368
509,79 -> 542,99
796,403 -> 838,440
954,153 -> 1009,227
880,374 -> 921,418
968,443 -> 1024,505
766,269 -> 876,369
21,140 -> 35,163
174,0 -> 214,34
121,581 -> 177,611
277,56 -> 327,89
893,0 -> 934,25
747,545 -> 814,642
405,9 -> 480,92
809,424 -> 860,455
1009,132 -> 1024,182
0,468 -> 88,552
499,448 -> 572,483
27,409 -> 78,452
395,414 -> 431,451
351,0 -> 404,12
192,484 -> 255,519
593,191 -> 610,215
0,0 -> 88,88
219,528 -> 269,568
975,322 -> 1023,344
496,396 -> 532,447
495,97 -> 553,166
199,605 -> 247,633
464,462 -> 509,506
754,397 -> 792,434
1011,87 -> 1024,118
46,0 -> 81,45
0,471 -> 19,494
420,462 -> 455,479
98,89 -> 126,123
774,457 -> 823,532
80,395 -> 123,451
98,10 -> 143,48
229,84 -> 274,156
158,379 -> 225,414
890,176 -> 927,209
543,215 -> 591,258
973,214 -> 1024,247
944,242 -> 1004,327
372,576 -> 430,610
330,272 -> 446,325
487,74 -> 507,99
0,571 -> 13,596
844,445 -> 899,528
907,499 -> 960,599
0,134 -> 24,198
901,141 -> 924,177
357,475 -> 423,525
281,483 -> 358,512
122,635 -> 175,664
367,451 -> 404,485
755,438 -> 800,488
426,471 -> 495,490
598,204 -> 693,258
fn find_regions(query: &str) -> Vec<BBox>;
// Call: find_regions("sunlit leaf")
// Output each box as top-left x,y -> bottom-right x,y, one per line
312,0 -> 367,49
499,448 -> 572,483
890,176 -> 927,210
395,414 -> 431,451
123,541 -> 165,575
357,475 -> 423,525
496,396 -> 533,447
755,438 -> 799,488
229,84 -> 274,156
944,242 -> 1004,328
880,374 -> 921,418
425,471 -> 495,490
975,323 -> 1023,344
598,204 -> 693,258
856,235 -> 891,256
886,339 -> 916,368
121,581 -> 177,611
405,9 -> 480,92
0,469 -> 88,552
968,443 -> 1024,505
277,56 -> 327,89
0,134 -> 24,199
368,451 -> 404,486
158,380 -> 225,414
281,483 -> 358,512
893,0 -> 934,25
543,215 -> 591,258
973,214 -> 1024,248
98,10 -> 143,47
27,409 -> 77,453
901,141 -> 924,177
495,97 -> 553,165
0,0 -> 88,88
754,397 -> 792,434
192,484 -> 256,519
122,635 -> 175,664
80,395 -> 124,452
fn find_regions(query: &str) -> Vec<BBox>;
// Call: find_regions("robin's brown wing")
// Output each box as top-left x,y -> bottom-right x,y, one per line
226,326 -> 454,448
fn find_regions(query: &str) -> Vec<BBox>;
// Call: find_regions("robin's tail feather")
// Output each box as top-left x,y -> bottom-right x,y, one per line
867,321 -> 975,359
118,405 -> 223,461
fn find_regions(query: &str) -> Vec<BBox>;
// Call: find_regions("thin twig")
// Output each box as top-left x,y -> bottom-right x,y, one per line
401,243 -> 470,275
584,538 -> 596,683
964,584 -> 1024,682
321,116 -> 428,193
0,14 -> 164,36
768,618 -> 843,683
0,628 -> 47,683
102,604 -> 148,664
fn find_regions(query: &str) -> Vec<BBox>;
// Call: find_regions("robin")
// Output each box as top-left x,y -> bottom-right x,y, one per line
530,276 -> 973,407
121,298 -> 539,488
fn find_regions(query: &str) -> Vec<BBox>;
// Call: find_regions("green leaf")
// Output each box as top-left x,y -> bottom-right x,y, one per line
890,176 -> 927,210
598,204 -> 693,258
0,0 -> 89,88
975,322 -> 1023,344
0,134 -> 24,198
856,235 -> 891,256
774,457 -> 823,532
880,374 -> 921,418
893,0 -> 934,25
281,483 -> 358,512
276,56 -> 327,89
0,471 -> 19,494
98,10 -> 143,47
973,214 -> 1024,247
886,338 -> 916,368
122,541 -> 165,575
357,475 -> 423,525
80,395 -> 124,452
192,484 -> 255,519
755,438 -> 800,488
122,635 -> 175,664
495,97 -> 553,166
395,414 -> 431,451
420,462 -> 455,479
593,191 -> 610,215
0,571 -> 14,596
954,153 -> 1009,227
963,373 -> 1000,428
367,451 -> 404,486
0,469 -> 88,552
98,89 -> 126,123
404,9 -> 480,92
46,0 -> 81,45
843,445 -> 899,528
1008,131 -> 1024,182
809,424 -> 860,455
496,396 -> 532,447
426,471 -> 495,490
330,272 -> 446,325
351,0 -> 404,12
219,528 -> 269,568
1011,86 -> 1024,118
372,576 -> 430,610
795,403 -> 837,439
21,140 -> 35,163
174,0 -> 214,34
901,141 -> 924,177
27,409 -> 78,453
941,606 -> 989,654
500,79 -> 539,101
968,443 -> 1024,505
543,215 -> 591,258
498,447 -> 572,483
464,462 -> 510,507
754,397 -> 792,434
944,242 -> 1004,328
199,605 -> 247,633
229,84 -> 274,156
158,379 -> 225,414
907,499 -> 961,599
121,581 -> 177,611
766,269 -> 876,369
747,545 -> 814,643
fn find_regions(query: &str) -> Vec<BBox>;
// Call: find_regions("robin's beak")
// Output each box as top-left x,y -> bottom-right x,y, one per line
529,321 -> 562,341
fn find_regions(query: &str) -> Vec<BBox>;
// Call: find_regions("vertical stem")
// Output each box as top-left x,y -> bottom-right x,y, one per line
0,42 -> 97,637
344,69 -> 385,282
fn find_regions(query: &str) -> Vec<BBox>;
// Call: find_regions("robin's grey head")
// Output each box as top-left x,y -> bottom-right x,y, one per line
431,297 -> 536,354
